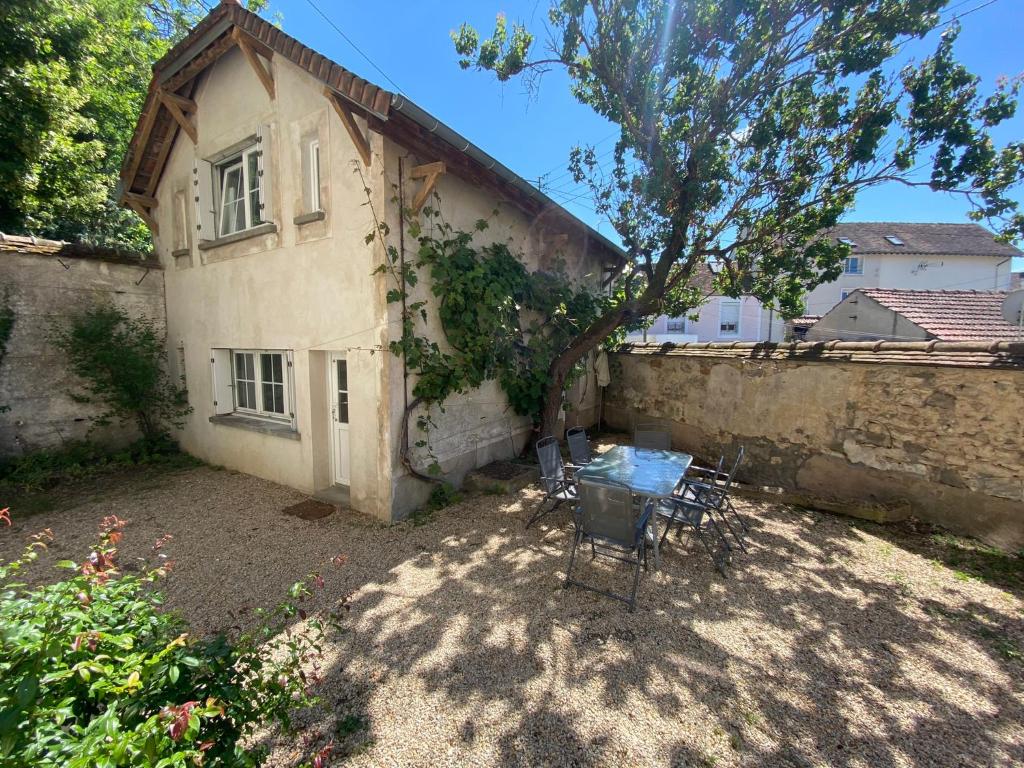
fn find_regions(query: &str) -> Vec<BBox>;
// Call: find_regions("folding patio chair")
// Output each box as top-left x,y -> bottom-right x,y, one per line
526,436 -> 578,529
566,426 -> 593,467
634,422 -> 671,450
565,478 -> 652,611
655,487 -> 732,576
679,447 -> 748,552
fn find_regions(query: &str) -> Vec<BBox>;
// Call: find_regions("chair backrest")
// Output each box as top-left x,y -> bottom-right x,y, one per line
566,426 -> 592,465
536,436 -> 565,494
577,478 -> 640,546
634,422 -> 671,450
721,446 -> 745,491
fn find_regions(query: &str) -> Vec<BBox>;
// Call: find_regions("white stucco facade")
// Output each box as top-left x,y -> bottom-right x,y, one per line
144,42 -> 609,521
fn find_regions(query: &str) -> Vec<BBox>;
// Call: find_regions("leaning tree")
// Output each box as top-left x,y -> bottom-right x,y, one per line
453,0 -> 1024,435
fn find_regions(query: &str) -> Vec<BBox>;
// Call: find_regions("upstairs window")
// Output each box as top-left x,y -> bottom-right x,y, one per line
884,235 -> 905,246
666,317 -> 686,333
844,256 -> 863,275
838,237 -> 857,247
217,145 -> 262,236
719,299 -> 740,336
309,139 -> 322,212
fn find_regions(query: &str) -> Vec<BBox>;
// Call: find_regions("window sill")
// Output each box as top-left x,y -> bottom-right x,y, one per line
209,413 -> 300,440
198,222 -> 278,251
293,210 -> 325,226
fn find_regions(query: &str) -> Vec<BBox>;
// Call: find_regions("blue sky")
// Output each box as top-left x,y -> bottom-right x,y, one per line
271,0 -> 1023,268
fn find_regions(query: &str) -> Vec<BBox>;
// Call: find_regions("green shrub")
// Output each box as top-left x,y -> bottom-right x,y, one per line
0,438 -> 199,493
0,514 -> 340,767
50,304 -> 191,443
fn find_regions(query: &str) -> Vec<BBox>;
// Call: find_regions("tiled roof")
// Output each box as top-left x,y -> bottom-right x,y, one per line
857,288 -> 1020,342
789,315 -> 821,330
0,233 -> 158,267
824,222 -> 1020,258
621,340 -> 1024,370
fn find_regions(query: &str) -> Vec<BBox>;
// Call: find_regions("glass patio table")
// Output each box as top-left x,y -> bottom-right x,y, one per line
575,444 -> 693,569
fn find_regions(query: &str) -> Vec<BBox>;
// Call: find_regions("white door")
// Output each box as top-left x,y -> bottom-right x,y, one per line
328,353 -> 350,485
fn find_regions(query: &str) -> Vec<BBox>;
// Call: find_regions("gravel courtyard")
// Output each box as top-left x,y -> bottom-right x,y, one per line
2,461 -> 1022,767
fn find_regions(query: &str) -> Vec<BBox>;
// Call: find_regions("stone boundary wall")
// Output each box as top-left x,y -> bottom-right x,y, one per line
0,241 -> 164,457
603,341 -> 1024,550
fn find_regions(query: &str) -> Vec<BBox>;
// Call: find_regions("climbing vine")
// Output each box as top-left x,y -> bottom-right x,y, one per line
359,165 -> 615,477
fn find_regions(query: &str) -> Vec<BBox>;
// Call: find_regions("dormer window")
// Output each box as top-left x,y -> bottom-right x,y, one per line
885,235 -> 905,246
838,237 -> 857,247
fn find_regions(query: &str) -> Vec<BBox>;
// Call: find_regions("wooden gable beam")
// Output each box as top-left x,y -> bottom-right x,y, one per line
231,28 -> 274,99
157,88 -> 197,144
324,88 -> 371,166
124,193 -> 158,235
410,162 -> 446,213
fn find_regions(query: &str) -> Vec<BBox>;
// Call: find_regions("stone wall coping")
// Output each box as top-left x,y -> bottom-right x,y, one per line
0,232 -> 160,269
619,340 -> 1024,369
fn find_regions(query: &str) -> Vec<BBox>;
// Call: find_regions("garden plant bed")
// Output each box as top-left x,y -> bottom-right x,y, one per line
1,455 -> 1021,767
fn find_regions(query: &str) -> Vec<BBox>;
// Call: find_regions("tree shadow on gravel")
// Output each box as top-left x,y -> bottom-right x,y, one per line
3,465 -> 1022,767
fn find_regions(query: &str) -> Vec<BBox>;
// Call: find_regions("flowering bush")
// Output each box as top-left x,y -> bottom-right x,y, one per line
0,512 -> 340,767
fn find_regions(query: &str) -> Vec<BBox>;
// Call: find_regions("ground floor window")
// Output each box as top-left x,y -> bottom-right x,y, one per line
231,349 -> 289,419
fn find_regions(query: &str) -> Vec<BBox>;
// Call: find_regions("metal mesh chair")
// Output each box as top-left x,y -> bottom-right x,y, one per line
655,489 -> 732,576
680,447 -> 747,551
526,436 -> 578,528
634,422 -> 671,450
565,478 -> 652,611
566,426 -> 593,466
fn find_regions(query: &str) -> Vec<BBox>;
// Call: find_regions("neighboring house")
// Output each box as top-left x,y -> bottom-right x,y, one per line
628,264 -> 787,344
637,221 -> 1020,343
805,288 -> 1022,342
117,1 -> 624,521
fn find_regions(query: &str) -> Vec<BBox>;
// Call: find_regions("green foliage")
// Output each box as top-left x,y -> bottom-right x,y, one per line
0,514 -> 337,767
0,0 -> 269,248
50,304 -> 191,443
379,207 -> 610,423
454,1 -> 1024,428
0,438 -> 199,494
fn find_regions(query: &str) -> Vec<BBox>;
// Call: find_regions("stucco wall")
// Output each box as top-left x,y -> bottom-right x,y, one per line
603,346 -> 1024,549
0,252 -> 164,456
379,138 -> 608,517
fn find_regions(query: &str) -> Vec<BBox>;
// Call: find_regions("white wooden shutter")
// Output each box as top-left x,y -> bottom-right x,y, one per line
210,349 -> 234,415
256,123 -> 273,223
193,157 -> 215,240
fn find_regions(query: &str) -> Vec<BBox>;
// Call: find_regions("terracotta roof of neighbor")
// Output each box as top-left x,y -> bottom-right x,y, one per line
790,315 -> 821,330
856,288 -> 1020,341
120,1 -> 625,267
0,233 -> 159,268
824,222 -> 1020,258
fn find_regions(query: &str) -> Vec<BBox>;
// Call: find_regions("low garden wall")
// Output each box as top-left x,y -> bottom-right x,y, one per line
603,341 -> 1024,550
0,236 -> 164,456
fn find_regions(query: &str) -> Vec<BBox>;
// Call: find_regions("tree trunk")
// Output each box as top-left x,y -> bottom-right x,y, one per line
538,305 -> 633,437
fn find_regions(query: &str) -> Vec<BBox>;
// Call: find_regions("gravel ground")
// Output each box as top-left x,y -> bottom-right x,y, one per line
2,460 -> 1023,768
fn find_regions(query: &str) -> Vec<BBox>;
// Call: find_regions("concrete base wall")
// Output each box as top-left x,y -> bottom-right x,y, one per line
604,347 -> 1024,550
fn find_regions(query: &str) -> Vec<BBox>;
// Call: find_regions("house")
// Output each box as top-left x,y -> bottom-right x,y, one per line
117,0 -> 624,521
805,288 -> 1022,342
637,222 -> 1020,343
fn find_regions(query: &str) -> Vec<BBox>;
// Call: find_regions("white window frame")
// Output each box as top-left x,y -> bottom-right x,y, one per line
666,317 -> 686,333
230,349 -> 290,421
309,139 -> 322,212
843,256 -> 863,275
840,289 -> 851,302
719,299 -> 741,337
216,145 -> 262,237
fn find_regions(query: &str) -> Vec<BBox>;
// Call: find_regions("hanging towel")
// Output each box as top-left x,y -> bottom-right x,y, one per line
595,350 -> 611,388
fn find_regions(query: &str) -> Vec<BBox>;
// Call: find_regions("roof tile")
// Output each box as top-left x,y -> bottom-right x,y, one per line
858,288 -> 1021,341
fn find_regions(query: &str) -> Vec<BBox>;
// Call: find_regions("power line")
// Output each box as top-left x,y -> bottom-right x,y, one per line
940,0 -> 1000,25
302,0 -> 405,94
